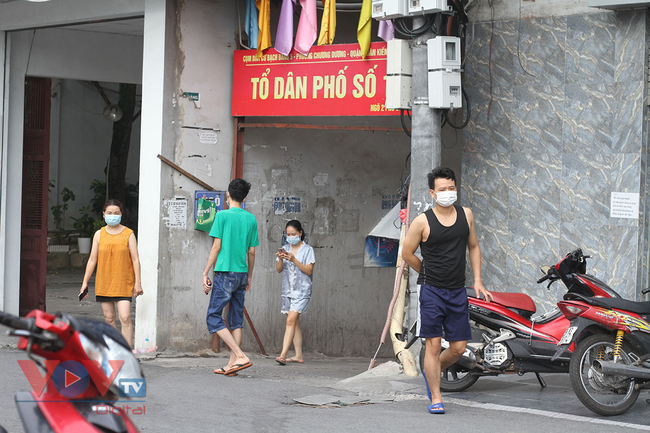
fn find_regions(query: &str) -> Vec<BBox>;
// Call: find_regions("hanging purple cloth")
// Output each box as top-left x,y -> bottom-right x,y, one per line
245,0 -> 259,49
275,0 -> 297,56
378,20 -> 394,42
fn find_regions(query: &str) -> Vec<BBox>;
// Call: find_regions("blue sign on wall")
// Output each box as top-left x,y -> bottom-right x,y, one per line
194,190 -> 246,222
194,191 -> 224,223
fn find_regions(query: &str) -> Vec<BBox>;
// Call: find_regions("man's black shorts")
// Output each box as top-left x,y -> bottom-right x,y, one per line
417,284 -> 471,341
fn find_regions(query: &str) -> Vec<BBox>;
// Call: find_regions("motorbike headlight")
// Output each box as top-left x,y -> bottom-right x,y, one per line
103,335 -> 144,397
78,333 -> 112,377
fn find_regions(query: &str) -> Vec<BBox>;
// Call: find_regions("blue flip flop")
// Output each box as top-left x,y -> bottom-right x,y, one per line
428,403 -> 445,414
422,369 -> 432,400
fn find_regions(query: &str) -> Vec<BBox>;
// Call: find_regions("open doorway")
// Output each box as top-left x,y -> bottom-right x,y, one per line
19,78 -> 142,317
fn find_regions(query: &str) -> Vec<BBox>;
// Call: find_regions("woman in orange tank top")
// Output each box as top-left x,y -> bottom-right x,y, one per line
79,199 -> 143,347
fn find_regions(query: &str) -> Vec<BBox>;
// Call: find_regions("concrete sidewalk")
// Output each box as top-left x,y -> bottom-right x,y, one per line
0,269 -> 124,347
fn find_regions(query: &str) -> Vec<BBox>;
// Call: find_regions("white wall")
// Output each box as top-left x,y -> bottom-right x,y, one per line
22,28 -> 143,84
0,30 -> 7,311
0,0 -> 144,31
49,80 -> 142,230
133,0 -> 168,351
2,31 -> 30,314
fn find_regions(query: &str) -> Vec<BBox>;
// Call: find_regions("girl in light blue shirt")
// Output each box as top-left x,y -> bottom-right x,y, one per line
275,220 -> 315,365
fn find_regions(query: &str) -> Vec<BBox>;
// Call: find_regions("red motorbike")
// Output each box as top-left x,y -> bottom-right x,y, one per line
417,248 -> 622,392
0,309 -> 143,432
555,284 -> 650,415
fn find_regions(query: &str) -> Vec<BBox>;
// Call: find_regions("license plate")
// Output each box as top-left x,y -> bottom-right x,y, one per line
559,326 -> 577,345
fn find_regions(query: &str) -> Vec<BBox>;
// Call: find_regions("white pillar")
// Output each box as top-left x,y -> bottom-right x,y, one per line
134,0 -> 166,350
0,31 -> 7,311
1,32 -> 29,314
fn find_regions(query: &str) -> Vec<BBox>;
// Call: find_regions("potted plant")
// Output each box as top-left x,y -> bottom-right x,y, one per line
49,185 -> 75,251
71,205 -> 96,254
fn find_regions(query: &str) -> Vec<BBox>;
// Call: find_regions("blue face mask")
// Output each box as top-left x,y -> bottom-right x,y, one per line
104,215 -> 121,226
286,235 -> 301,245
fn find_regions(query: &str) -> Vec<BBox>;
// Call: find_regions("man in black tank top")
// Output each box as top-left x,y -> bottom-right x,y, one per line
402,167 -> 492,414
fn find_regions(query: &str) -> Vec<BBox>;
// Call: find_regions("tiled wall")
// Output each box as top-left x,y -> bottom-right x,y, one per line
462,10 -> 649,311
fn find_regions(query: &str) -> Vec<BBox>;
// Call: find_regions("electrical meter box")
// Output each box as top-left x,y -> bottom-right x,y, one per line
386,39 -> 412,110
408,0 -> 449,15
372,0 -> 408,20
427,36 -> 461,69
427,36 -> 462,109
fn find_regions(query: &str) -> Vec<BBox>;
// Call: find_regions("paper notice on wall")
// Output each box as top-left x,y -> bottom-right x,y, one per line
610,192 -> 639,219
199,131 -> 218,144
163,197 -> 188,229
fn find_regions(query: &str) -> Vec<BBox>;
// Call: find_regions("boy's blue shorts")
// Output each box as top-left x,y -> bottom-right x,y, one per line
417,284 -> 472,341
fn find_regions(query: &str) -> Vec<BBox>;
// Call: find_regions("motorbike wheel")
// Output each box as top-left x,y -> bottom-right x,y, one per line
569,333 -> 641,416
419,344 -> 479,392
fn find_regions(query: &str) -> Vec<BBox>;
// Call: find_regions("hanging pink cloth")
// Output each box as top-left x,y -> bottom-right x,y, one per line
378,20 -> 394,42
294,0 -> 317,56
275,0 -> 296,56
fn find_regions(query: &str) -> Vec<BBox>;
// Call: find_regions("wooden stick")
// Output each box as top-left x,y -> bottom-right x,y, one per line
157,154 -> 216,191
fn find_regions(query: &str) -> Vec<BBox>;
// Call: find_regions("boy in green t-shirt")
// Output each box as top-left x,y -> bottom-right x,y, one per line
202,178 -> 259,375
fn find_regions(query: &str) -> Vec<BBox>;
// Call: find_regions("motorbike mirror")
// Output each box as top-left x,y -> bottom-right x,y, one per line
540,266 -> 551,275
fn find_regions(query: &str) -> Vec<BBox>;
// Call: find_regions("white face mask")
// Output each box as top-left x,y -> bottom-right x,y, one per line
435,191 -> 457,207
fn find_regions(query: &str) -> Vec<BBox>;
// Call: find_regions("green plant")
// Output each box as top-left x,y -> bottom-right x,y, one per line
71,205 -> 96,238
93,219 -> 106,232
50,185 -> 75,244
90,179 -> 106,216
89,178 -> 139,234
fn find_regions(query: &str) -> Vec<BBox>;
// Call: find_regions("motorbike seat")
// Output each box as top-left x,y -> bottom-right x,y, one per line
468,288 -> 536,313
587,297 -> 650,315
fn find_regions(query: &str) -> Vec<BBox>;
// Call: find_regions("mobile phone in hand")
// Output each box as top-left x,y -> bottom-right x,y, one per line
277,248 -> 285,255
78,288 -> 88,302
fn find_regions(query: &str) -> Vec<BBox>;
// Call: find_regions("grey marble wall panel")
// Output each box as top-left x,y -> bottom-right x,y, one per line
506,219 -> 560,292
511,85 -> 564,153
562,83 -> 614,154
463,86 -> 512,154
611,153 -> 641,193
514,17 -> 567,87
464,21 -> 517,90
636,121 -> 650,294
565,14 -> 615,85
608,225 -> 639,299
508,153 -> 562,222
561,153 -> 612,225
462,152 -> 510,220
462,10 -> 648,304
615,10 -> 646,83
613,81 -> 644,153
473,216 -> 508,288
560,222 -> 610,282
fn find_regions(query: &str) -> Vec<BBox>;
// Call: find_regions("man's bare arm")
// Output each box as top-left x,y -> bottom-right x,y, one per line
465,207 -> 492,302
246,247 -> 256,291
202,238 -> 221,294
401,214 -> 426,273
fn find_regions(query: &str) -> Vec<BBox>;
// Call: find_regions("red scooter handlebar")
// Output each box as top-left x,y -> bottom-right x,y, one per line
0,311 -> 31,331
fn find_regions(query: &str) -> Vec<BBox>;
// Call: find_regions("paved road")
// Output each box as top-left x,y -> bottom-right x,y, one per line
1,270 -> 648,432
0,347 -> 648,433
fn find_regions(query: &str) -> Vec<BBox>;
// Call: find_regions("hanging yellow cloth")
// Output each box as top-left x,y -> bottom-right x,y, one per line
256,0 -> 272,58
317,0 -> 336,46
357,0 -> 371,59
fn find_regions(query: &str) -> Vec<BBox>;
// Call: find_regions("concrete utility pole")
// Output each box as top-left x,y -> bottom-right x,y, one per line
407,16 -> 442,351
410,17 -> 441,211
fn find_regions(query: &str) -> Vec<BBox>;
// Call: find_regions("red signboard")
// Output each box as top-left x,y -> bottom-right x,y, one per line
231,42 -> 398,117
